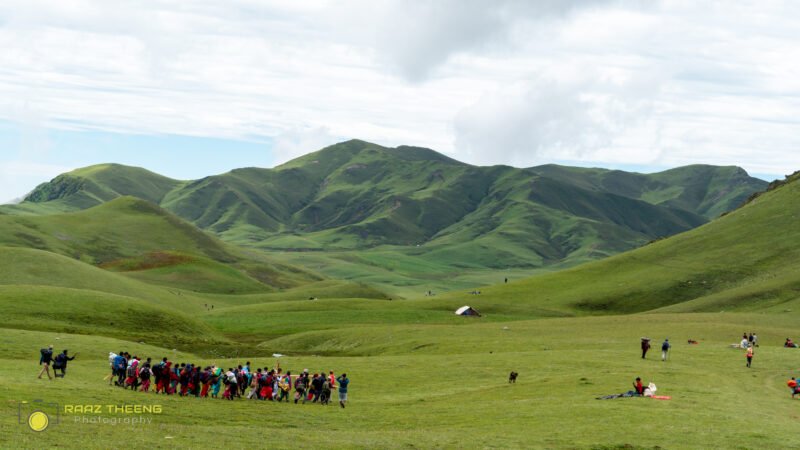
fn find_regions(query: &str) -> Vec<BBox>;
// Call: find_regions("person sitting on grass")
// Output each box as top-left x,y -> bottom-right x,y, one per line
633,377 -> 644,396
785,338 -> 798,348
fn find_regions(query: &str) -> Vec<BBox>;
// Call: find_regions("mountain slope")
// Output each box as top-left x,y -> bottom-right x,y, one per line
2,140 -> 768,275
0,197 -> 322,292
436,170 -> 800,316
529,164 -> 767,218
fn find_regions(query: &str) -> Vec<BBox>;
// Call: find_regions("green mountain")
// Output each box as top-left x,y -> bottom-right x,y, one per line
438,170 -> 800,316
3,140 -> 767,277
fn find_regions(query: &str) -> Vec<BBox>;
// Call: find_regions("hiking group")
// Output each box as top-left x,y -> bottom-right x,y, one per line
107,352 -> 351,408
38,345 -> 77,380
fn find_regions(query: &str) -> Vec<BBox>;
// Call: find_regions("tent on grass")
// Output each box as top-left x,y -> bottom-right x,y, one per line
455,306 -> 481,317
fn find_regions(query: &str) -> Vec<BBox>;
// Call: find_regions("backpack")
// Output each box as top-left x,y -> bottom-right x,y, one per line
53,353 -> 66,368
662,342 -> 670,351
127,366 -> 136,378
39,348 -> 50,364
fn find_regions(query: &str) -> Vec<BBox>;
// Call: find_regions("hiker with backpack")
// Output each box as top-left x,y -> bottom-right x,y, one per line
320,377 -> 332,405
125,360 -> 140,390
139,362 -> 152,392
294,371 -> 308,404
152,358 -> 166,393
53,349 -> 76,378
200,367 -> 212,398
223,368 -> 238,400
661,338 -> 671,361
179,363 -> 190,396
113,352 -> 127,386
38,345 -> 54,380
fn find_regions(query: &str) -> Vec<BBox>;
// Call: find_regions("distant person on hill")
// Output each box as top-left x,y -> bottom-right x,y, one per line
746,346 -> 754,368
38,345 -> 54,380
641,338 -> 651,359
748,333 -> 754,346
741,337 -> 749,349
53,349 -> 76,378
661,339 -> 671,361
337,373 -> 350,408
752,333 -> 759,348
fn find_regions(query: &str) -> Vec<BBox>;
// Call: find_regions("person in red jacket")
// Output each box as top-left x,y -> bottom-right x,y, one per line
788,378 -> 799,398
633,377 -> 644,395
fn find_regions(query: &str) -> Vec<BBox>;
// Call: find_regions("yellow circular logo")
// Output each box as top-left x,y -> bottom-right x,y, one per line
28,411 -> 49,432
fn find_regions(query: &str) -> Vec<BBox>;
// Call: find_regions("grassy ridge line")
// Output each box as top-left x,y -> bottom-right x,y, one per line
437,170 -> 800,315
3,141 -> 767,283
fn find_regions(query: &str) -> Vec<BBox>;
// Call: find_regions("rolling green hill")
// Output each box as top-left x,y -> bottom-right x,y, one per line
0,141 -> 767,290
0,197 -> 323,293
433,170 -> 800,317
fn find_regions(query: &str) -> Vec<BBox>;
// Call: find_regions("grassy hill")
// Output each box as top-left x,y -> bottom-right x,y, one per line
432,170 -> 800,317
0,197 -> 321,292
0,140 -> 768,295
0,167 -> 797,449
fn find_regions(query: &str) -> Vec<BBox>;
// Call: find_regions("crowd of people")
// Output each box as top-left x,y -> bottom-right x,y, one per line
107,351 -> 351,408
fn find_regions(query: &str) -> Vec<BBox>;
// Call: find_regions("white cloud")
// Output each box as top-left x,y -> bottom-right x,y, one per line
0,0 -> 798,181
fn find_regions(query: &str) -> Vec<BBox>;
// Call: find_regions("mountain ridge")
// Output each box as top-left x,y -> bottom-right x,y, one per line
3,139 -> 769,273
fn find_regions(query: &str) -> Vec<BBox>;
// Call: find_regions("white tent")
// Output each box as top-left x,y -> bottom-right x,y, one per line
455,306 -> 481,316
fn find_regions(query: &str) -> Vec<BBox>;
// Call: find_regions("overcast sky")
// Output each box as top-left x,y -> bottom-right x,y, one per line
2,0 -> 799,202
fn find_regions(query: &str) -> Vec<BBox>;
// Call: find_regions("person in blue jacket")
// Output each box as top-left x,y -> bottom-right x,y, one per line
336,373 -> 349,408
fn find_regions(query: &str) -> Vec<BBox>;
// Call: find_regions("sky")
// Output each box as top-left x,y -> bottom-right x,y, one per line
1,0 -> 799,202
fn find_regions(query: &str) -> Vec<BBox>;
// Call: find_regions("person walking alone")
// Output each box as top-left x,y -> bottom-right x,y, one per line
641,338 -> 651,359
746,346 -> 754,368
661,338 -> 671,361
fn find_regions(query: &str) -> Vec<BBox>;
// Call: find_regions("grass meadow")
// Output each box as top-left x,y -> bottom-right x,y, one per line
3,312 -> 800,449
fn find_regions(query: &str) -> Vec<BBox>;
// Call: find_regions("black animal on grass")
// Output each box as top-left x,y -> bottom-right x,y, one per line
508,371 -> 518,383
